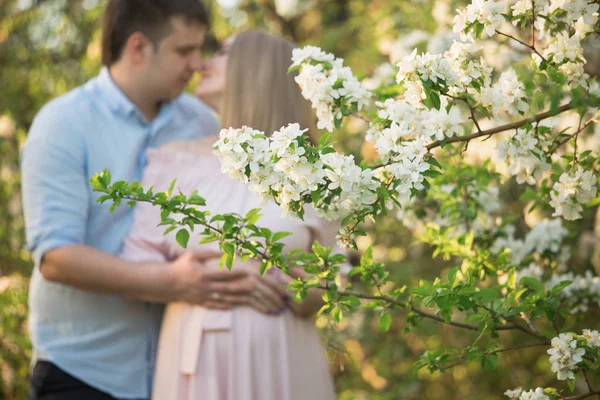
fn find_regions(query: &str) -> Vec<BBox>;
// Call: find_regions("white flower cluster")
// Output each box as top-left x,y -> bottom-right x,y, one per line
453,0 -> 505,41
511,0 -> 548,18
214,126 -> 270,184
515,262 -> 544,282
396,49 -> 459,105
395,41 -> 527,120
367,97 -> 463,158
546,270 -> 600,313
507,329 -> 599,396
292,46 -> 371,132
491,219 -> 568,266
548,0 -> 599,35
444,41 -> 493,91
547,332 -> 586,380
214,124 -> 379,225
582,329 -> 600,347
504,387 -> 550,400
383,141 -> 431,207
550,166 -> 597,220
497,128 -> 551,185
476,69 -> 529,117
542,31 -> 585,64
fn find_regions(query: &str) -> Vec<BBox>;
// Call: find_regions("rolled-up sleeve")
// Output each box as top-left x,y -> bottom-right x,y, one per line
21,104 -> 89,266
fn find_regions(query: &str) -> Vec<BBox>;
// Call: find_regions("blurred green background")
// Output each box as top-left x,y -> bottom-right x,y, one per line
1,1 -> 599,399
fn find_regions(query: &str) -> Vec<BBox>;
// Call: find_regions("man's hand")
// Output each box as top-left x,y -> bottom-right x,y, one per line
170,252 -> 288,314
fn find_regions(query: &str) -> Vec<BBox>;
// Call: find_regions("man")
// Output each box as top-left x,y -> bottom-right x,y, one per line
21,1 -> 286,399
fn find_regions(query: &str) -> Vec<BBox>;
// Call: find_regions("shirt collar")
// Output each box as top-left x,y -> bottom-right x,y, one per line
96,67 -> 177,128
96,67 -> 138,117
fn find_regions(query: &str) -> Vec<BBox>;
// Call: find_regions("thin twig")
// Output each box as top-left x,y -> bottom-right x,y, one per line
582,369 -> 595,394
548,117 -> 595,155
441,342 -> 550,371
496,29 -> 547,63
531,0 -> 536,48
564,391 -> 600,400
574,114 -> 583,163
426,103 -> 573,151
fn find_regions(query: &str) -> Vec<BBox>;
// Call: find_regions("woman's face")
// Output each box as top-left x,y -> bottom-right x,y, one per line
195,37 -> 234,112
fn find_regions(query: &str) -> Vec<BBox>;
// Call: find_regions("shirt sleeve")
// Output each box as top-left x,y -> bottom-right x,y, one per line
21,103 -> 90,266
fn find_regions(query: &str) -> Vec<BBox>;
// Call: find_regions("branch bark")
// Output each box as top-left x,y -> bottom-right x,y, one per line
426,103 -> 574,151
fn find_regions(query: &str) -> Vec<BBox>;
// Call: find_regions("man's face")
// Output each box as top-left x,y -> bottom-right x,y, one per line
145,17 -> 206,101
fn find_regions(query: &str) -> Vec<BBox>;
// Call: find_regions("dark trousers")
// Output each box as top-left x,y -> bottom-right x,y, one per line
29,361 -> 118,400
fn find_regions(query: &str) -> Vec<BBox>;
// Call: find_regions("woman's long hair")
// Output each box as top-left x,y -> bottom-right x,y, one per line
220,30 -> 318,143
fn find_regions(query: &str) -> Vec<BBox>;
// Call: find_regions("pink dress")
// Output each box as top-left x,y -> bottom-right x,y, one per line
121,144 -> 343,400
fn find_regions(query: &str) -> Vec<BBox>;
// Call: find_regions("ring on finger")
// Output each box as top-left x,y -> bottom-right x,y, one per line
253,290 -> 262,299
211,292 -> 221,301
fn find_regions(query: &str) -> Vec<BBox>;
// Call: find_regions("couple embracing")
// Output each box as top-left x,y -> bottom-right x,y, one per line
21,1 -> 346,399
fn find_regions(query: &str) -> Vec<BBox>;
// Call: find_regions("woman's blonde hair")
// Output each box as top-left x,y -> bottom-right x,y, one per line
220,30 -> 318,143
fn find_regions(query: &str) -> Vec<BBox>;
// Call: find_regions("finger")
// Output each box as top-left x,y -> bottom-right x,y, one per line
203,301 -> 234,310
247,295 -> 270,314
253,279 -> 284,310
203,269 -> 249,282
218,293 -> 251,306
189,250 -> 222,263
258,274 -> 290,298
207,280 -> 253,295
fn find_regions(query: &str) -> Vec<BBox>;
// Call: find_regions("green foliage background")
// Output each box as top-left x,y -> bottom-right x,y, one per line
0,1 -> 598,399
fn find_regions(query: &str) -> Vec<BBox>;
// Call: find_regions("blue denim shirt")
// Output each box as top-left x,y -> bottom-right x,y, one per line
21,67 -> 219,399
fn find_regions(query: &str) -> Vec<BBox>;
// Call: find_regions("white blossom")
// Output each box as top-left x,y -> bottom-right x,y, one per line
547,270 -> 600,313
453,0 -> 505,41
550,166 -> 597,220
519,388 -> 550,400
293,47 -> 370,132
582,329 -> 600,347
547,332 -> 586,380
497,129 -> 551,185
504,387 -> 523,399
543,32 -> 584,64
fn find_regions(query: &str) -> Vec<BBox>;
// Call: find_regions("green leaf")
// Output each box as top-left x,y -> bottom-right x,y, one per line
379,312 -> 392,332
311,190 -> 321,204
176,229 -> 190,248
568,378 -> 575,393
272,231 -> 292,242
481,353 -> 498,371
360,246 -> 373,268
318,133 -> 333,146
167,179 -> 177,198
334,117 -> 342,129
519,187 -> 538,201
550,280 -> 572,295
430,91 -> 441,110
520,277 -> 545,293
448,266 -> 459,285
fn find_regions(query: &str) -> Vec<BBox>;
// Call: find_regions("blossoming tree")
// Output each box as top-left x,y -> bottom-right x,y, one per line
93,0 -> 600,398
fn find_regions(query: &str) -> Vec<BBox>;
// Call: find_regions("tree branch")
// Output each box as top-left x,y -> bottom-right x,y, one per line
426,103 -> 574,151
548,117 -> 595,155
496,29 -> 547,63
440,342 -> 550,371
564,391 -> 600,400
582,369 -> 595,394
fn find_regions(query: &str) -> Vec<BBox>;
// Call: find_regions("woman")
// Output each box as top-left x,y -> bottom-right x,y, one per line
120,31 -> 345,399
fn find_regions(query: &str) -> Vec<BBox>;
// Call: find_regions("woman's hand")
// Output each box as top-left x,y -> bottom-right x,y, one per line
202,256 -> 288,315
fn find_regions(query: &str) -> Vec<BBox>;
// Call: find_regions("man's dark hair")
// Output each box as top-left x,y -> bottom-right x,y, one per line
101,0 -> 210,66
